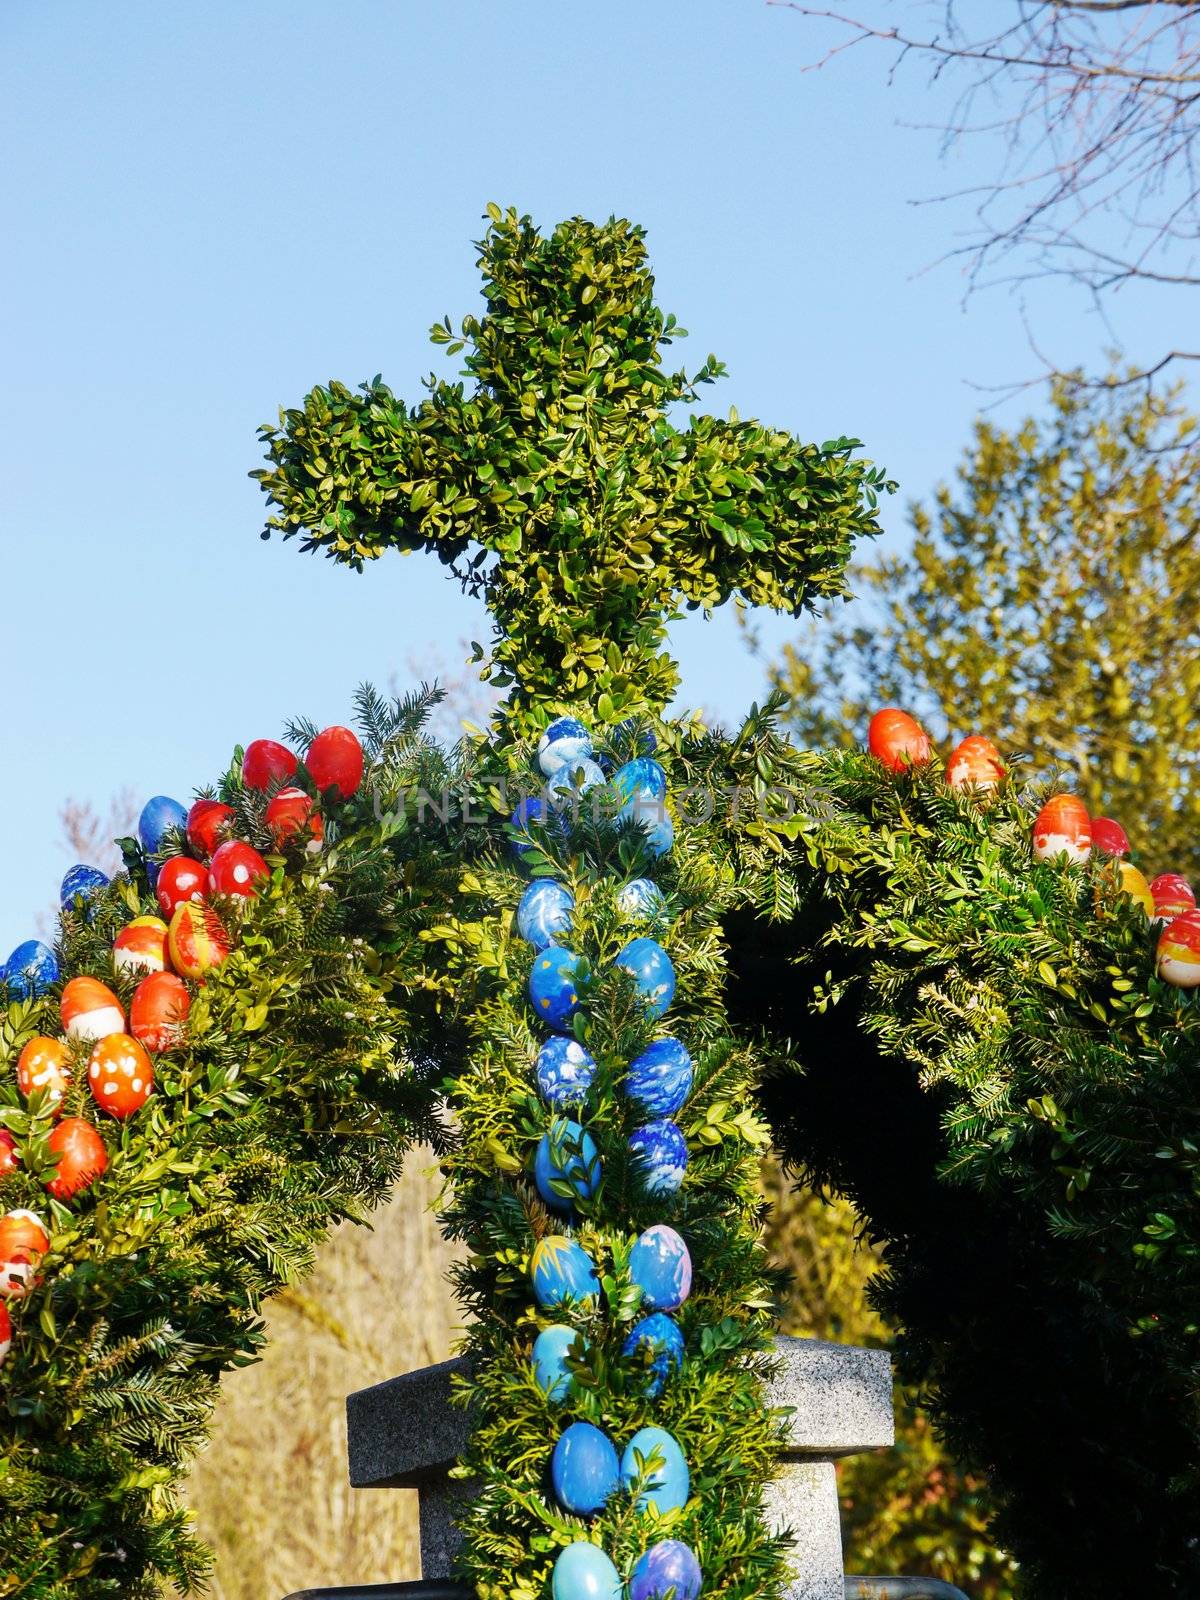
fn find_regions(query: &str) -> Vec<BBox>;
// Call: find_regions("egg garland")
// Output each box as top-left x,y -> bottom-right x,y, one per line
16,1037 -> 71,1113
45,1118 -> 108,1201
868,707 -> 932,774
0,1209 -> 49,1298
4,940 -> 60,999
129,972 -> 191,1053
1032,794 -> 1092,865
517,880 -> 575,949
86,1033 -> 154,1119
60,977 -> 126,1044
550,1421 -> 621,1516
113,915 -> 171,976
59,863 -> 109,911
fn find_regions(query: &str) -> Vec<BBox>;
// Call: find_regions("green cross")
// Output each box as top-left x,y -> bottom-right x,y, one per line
255,205 -> 893,730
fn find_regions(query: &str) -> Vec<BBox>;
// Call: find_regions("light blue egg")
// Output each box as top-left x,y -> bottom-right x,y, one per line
538,718 -> 593,778
616,878 -> 667,925
529,946 -> 583,1032
518,880 -> 575,948
629,1224 -> 692,1311
616,938 -> 675,1018
548,758 -> 608,817
533,1324 -> 587,1402
630,1540 -> 702,1600
551,1421 -> 620,1516
5,940 -> 60,999
535,1037 -> 597,1109
552,1542 -> 622,1600
629,1120 -> 688,1197
138,795 -> 187,857
625,1037 -> 693,1117
532,1235 -> 601,1310
618,789 -> 675,857
535,1120 -> 601,1211
611,758 -> 667,805
59,864 -> 110,912
620,1425 -> 689,1514
622,1313 -> 684,1398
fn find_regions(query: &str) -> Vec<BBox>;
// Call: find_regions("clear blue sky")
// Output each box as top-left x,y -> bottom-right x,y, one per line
0,1 -> 1186,950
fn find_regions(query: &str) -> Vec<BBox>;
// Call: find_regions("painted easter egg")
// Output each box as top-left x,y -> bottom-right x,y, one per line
61,977 -> 125,1044
168,903 -> 231,978
208,840 -> 269,899
535,1037 -> 597,1109
611,758 -> 667,806
129,972 -> 191,1053
1032,795 -> 1091,864
529,947 -> 583,1032
538,718 -> 593,778
0,1301 -> 11,1364
551,1421 -> 620,1516
138,795 -> 187,858
1150,873 -> 1195,924
155,856 -> 207,918
1157,911 -> 1200,989
625,1037 -> 693,1117
531,1235 -> 601,1311
616,878 -> 667,925
616,939 -> 675,1018
1116,863 -> 1154,918
45,1117 -> 108,1201
511,796 -> 555,861
620,1425 -> 689,1514
622,1312 -> 685,1398
305,725 -> 364,799
113,916 -> 170,976
551,1543 -> 622,1600
186,798 -> 235,857
548,758 -> 607,811
518,880 -> 575,949
0,1210 -> 49,1297
532,1324 -> 586,1403
620,793 -> 674,857
629,1119 -> 688,1197
945,735 -> 1005,793
87,1034 -> 154,1119
5,941 -> 60,999
630,1541 -> 702,1600
0,1132 -> 17,1177
242,739 -> 297,792
868,709 -> 931,774
534,1120 -> 601,1211
266,787 -> 323,847
16,1037 -> 71,1111
629,1224 -> 692,1311
1091,817 -> 1131,858
59,864 -> 109,911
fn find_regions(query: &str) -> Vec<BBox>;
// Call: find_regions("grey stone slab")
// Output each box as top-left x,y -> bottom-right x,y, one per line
347,1355 -> 471,1489
764,1460 -> 844,1600
418,1475 -> 474,1579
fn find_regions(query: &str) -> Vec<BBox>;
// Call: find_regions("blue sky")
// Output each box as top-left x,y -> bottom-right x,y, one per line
0,1 -> 1187,950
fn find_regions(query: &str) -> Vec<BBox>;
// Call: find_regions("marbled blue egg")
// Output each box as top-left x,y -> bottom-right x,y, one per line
5,940 -> 60,999
548,758 -> 608,820
536,1037 -> 597,1109
551,1421 -> 620,1516
629,1119 -> 688,1197
630,1541 -> 702,1600
611,757 -> 667,805
616,938 -> 675,1018
620,1425 -> 689,1514
535,1120 -> 601,1211
532,1235 -> 601,1310
529,946 -> 583,1031
59,864 -> 110,911
538,717 -> 593,778
625,1037 -> 693,1117
533,1324 -> 586,1402
511,795 -> 553,861
138,794 -> 187,857
552,1542 -> 622,1600
629,1224 -> 692,1311
616,878 -> 667,925
622,1312 -> 685,1398
518,879 -> 575,948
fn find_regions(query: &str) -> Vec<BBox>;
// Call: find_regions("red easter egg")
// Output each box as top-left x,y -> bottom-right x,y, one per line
0,1300 -> 10,1364
1032,795 -> 1091,865
242,739 -> 297,792
187,798 -> 236,857
1091,817 -> 1131,859
86,1034 -> 154,1119
945,735 -> 1005,793
0,1209 -> 49,1297
16,1037 -> 71,1112
1150,873 -> 1195,923
129,972 -> 190,1053
113,915 -> 170,977
168,902 -> 231,979
60,977 -> 126,1044
45,1117 -> 108,1200
0,1133 -> 17,1177
266,786 -> 324,846
1157,910 -> 1200,989
305,725 -> 364,799
155,856 -> 207,917
208,839 -> 269,899
868,708 -> 932,775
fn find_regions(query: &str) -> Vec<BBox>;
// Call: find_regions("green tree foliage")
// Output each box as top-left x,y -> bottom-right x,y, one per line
768,379 -> 1200,873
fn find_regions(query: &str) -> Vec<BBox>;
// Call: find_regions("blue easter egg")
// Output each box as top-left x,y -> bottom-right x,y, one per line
552,1542 -> 622,1600
622,1313 -> 684,1398
535,1037 -> 597,1109
548,758 -> 608,812
5,939 -> 60,999
60,864 -> 110,911
510,796 -> 554,861
533,1324 -> 586,1402
138,795 -> 187,857
616,878 -> 667,925
629,1119 -> 688,1197
518,880 -> 575,948
529,946 -> 583,1031
551,1421 -> 620,1516
621,801 -> 674,858
535,1120 -> 601,1211
620,1425 -> 689,1514
629,1224 -> 692,1311
630,1541 -> 702,1600
532,1235 -> 601,1310
538,718 -> 593,778
616,938 -> 675,1018
611,758 -> 667,805
625,1037 -> 693,1117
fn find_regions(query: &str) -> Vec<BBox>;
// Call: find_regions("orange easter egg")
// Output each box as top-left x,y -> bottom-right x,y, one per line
868,708 -> 932,775
86,1034 -> 154,1119
1157,911 -> 1200,989
60,977 -> 125,1044
16,1036 -> 71,1112
945,735 -> 1005,793
1032,796 -> 1091,865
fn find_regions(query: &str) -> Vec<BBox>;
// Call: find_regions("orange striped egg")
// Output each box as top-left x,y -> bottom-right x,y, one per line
1150,873 -> 1195,925
168,902 -> 230,979
1032,795 -> 1091,865
1157,911 -> 1200,989
16,1036 -> 71,1112
0,1209 -> 49,1298
86,1034 -> 154,1119
113,915 -> 170,976
60,977 -> 125,1044
945,735 -> 1005,793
